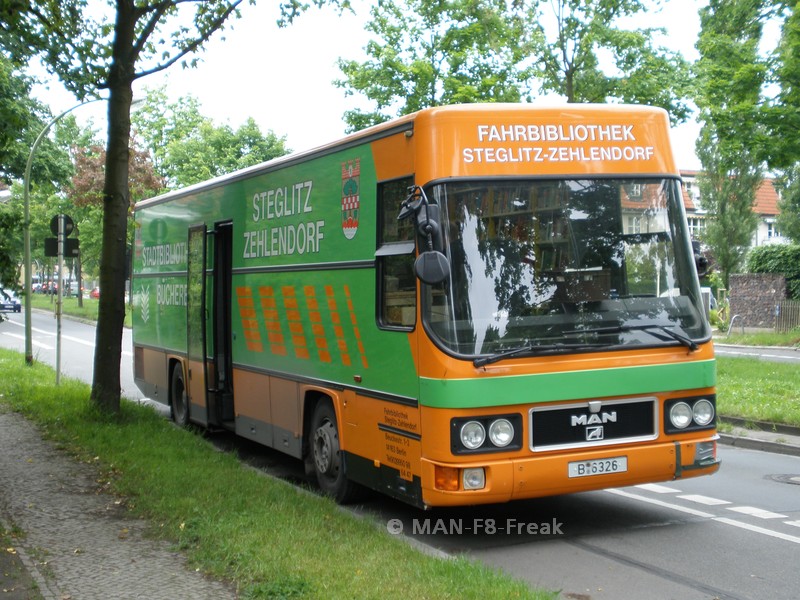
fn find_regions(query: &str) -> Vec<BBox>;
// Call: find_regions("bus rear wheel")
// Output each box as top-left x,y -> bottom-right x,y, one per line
170,365 -> 189,427
309,401 -> 360,503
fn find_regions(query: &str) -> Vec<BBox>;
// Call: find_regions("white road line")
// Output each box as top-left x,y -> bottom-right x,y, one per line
609,488 -> 800,546
605,489 -> 715,518
726,506 -> 788,519
715,349 -> 800,361
1,331 -> 54,350
714,518 -> 800,545
635,483 -> 681,494
678,494 -> 731,506
785,521 -> 800,529
6,318 -> 95,347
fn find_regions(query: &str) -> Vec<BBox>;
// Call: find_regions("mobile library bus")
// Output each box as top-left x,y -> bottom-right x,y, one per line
132,104 -> 719,508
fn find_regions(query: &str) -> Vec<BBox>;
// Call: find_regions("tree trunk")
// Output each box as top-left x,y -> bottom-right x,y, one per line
90,4 -> 136,414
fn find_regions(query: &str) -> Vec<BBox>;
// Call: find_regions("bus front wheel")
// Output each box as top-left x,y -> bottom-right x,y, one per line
309,401 -> 360,503
170,365 -> 189,427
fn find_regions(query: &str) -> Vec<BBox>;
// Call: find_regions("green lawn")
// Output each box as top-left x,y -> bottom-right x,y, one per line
27,293 -> 132,328
716,357 -> 800,426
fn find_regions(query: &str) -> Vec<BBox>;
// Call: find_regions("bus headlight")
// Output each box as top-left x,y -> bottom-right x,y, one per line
463,468 -> 486,490
488,418 -> 514,448
664,396 -> 717,433
669,402 -> 693,429
451,414 -> 522,453
692,399 -> 715,427
460,421 -> 486,450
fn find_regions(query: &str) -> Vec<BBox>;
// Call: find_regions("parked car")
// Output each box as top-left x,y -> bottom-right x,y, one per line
0,289 -> 21,313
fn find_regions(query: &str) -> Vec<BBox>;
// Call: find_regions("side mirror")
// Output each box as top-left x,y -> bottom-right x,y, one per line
415,250 -> 450,284
695,254 -> 708,278
398,186 -> 451,284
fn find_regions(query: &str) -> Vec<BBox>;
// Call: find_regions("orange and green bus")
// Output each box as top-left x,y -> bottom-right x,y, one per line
132,104 -> 719,508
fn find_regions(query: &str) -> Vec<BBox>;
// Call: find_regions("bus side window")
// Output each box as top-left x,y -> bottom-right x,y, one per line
377,177 -> 416,329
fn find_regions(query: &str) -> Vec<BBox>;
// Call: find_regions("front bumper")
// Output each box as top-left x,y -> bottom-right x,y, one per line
420,435 -> 720,507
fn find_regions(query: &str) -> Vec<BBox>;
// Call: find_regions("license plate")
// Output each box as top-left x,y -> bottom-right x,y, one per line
568,456 -> 628,478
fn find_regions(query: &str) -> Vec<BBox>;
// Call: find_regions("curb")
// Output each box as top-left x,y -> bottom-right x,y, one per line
718,432 -> 800,457
718,416 -> 800,458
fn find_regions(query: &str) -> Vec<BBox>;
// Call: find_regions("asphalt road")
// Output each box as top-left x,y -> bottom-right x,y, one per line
2,312 -> 798,599
714,342 -> 800,363
0,309 -> 143,401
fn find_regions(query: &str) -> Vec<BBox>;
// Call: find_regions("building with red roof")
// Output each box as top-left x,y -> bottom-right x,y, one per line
679,170 -> 787,247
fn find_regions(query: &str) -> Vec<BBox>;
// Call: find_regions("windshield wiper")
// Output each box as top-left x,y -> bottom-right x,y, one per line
473,342 -> 606,368
566,324 -> 698,351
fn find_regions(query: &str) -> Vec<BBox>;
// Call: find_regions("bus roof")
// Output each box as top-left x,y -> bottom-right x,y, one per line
136,103 -> 676,210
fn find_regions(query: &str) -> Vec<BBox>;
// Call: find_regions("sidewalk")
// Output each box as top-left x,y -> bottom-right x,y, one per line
0,409 -> 236,600
2,410 -> 799,599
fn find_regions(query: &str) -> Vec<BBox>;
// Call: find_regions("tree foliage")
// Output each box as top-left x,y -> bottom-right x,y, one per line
762,1 -> 800,170
4,0 -> 337,412
132,87 -> 290,189
4,0 -> 253,413
336,0 -> 531,130
336,0 -> 694,130
531,0 -> 693,123
694,0 -> 765,289
777,165 -> 800,243
69,138 -> 163,279
0,201 -> 22,294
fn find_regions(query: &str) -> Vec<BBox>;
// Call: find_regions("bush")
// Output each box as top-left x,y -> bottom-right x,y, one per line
746,244 -> 800,299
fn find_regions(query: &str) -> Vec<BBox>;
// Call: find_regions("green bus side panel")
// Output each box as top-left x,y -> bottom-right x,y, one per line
132,142 -> 419,399
131,274 -> 188,352
419,360 -> 716,409
230,269 -> 418,399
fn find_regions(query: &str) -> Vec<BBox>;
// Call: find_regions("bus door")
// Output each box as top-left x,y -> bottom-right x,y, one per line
185,223 -> 235,428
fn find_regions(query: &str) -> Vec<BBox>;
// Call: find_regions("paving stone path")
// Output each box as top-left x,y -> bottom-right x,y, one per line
0,409 -> 236,600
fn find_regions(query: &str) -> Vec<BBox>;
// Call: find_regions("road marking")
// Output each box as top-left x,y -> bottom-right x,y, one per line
785,521 -> 800,529
715,349 -> 800,362
6,318 -> 95,347
605,489 -> 715,518
635,483 -> 681,494
1,331 -> 54,350
678,494 -> 731,506
714,517 -> 800,545
610,488 -> 800,546
726,506 -> 788,519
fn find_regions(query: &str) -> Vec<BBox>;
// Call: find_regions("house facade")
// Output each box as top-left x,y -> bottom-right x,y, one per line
680,170 -> 788,247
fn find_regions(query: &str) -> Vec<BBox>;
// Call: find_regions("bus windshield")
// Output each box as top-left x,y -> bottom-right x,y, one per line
425,178 -> 710,359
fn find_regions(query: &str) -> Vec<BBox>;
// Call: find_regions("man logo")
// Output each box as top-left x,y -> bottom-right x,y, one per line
586,426 -> 604,441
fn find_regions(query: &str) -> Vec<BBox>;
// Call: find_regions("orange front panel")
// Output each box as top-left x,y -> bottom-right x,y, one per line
412,104 -> 677,185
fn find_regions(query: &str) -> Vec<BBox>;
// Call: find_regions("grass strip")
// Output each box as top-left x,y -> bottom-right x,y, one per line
26,294 -> 132,328
0,348 -> 553,600
716,356 -> 800,426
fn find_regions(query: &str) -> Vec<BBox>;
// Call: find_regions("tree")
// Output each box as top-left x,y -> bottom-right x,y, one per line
69,137 -> 164,288
336,0 -> 531,130
694,0 -> 766,289
761,1 -> 799,170
531,0 -> 693,123
776,165 -> 800,242
0,201 -> 21,294
132,87 -> 290,189
336,0 -> 694,130
5,0 -> 254,413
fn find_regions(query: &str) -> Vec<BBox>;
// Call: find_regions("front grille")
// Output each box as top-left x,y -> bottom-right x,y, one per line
530,397 -> 657,452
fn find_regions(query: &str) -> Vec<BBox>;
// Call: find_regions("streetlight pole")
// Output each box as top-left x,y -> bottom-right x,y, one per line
23,98 -> 105,365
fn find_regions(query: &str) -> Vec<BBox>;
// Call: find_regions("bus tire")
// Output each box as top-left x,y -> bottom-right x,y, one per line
170,364 -> 190,427
309,401 -> 360,503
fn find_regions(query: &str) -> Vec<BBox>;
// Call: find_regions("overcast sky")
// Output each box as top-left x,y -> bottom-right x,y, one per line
32,0 -> 707,169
